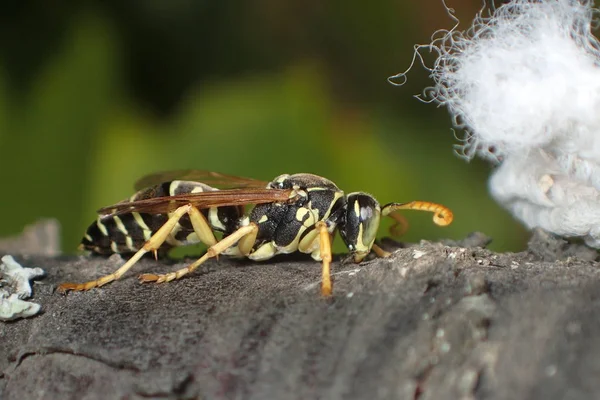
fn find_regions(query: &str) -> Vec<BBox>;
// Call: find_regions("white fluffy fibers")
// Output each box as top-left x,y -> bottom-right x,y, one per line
396,0 -> 600,246
426,0 -> 600,163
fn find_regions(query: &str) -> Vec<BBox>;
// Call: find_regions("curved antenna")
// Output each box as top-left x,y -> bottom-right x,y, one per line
381,201 -> 453,226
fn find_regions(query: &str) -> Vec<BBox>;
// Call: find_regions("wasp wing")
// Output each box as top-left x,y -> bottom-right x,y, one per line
98,188 -> 293,217
134,170 -> 270,191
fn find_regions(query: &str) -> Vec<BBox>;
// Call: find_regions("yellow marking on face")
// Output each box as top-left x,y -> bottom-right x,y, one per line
96,218 -> 109,236
132,212 -> 153,240
356,223 -> 366,251
258,214 -> 269,224
354,199 -> 361,218
113,215 -> 128,235
110,241 -> 119,253
84,233 -> 93,242
208,207 -> 226,231
354,210 -> 379,257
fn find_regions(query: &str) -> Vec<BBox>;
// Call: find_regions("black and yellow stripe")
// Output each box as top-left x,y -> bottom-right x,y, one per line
81,180 -> 242,255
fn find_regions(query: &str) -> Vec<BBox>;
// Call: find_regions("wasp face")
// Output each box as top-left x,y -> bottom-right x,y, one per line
338,192 -> 381,262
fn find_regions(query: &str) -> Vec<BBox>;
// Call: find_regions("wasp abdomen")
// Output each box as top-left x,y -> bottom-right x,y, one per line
81,212 -> 168,255
81,180 -> 242,255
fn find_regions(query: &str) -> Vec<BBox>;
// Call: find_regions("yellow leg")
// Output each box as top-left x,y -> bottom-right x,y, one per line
57,205 -> 193,293
387,210 -> 409,237
371,243 -> 392,258
139,223 -> 259,284
237,222 -> 259,256
188,206 -> 218,247
316,221 -> 333,297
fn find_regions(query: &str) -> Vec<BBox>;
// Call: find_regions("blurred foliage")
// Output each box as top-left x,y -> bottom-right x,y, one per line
0,0 -> 528,254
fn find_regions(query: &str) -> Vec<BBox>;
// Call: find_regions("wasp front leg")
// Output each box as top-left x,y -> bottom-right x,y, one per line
139,223 -> 259,284
317,221 -> 333,297
386,210 -> 409,238
371,243 -> 392,258
299,221 -> 333,297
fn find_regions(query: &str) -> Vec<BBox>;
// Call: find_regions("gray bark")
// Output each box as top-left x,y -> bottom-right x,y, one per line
1,223 -> 599,400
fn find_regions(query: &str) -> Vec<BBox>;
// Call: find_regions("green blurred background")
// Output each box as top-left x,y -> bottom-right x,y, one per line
0,0 -> 529,254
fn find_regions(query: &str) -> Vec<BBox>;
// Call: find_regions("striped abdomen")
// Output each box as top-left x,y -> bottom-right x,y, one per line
81,180 -> 243,255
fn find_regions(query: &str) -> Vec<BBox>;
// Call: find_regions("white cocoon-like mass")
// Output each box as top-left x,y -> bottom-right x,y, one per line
425,0 -> 600,162
393,0 -> 600,246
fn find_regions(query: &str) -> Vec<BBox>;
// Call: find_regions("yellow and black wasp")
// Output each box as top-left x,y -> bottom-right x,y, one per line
58,171 -> 453,296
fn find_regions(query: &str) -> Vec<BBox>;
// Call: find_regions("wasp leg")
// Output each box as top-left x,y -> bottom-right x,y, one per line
386,210 -> 409,237
299,222 -> 333,296
57,205 -> 194,293
188,206 -> 218,247
139,223 -> 259,284
237,224 -> 259,256
316,221 -> 333,297
371,243 -> 392,258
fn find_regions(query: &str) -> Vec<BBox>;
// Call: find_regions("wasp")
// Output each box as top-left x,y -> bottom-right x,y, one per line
58,171 -> 453,296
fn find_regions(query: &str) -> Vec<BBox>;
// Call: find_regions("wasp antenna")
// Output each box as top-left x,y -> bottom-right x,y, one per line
381,201 -> 453,226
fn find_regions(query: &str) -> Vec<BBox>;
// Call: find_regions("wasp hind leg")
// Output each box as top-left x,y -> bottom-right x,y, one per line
139,223 -> 259,284
57,204 -> 218,293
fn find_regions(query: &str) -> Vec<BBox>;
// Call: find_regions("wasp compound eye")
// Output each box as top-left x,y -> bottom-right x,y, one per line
339,192 -> 381,262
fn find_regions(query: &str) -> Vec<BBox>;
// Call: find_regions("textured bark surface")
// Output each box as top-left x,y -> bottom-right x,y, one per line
1,224 -> 600,400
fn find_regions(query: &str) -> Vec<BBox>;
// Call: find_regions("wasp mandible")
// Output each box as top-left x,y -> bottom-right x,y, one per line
58,171 -> 453,296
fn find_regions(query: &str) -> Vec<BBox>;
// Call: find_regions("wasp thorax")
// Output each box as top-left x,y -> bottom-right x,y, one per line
338,192 -> 381,262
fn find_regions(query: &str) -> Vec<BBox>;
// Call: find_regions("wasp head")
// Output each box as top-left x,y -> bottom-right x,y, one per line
338,192 -> 381,262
